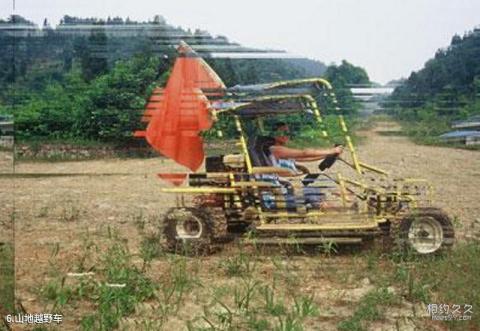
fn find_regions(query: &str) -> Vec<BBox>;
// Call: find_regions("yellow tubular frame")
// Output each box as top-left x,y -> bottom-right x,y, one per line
182,78 -> 427,229
234,115 -> 253,173
263,78 -> 363,174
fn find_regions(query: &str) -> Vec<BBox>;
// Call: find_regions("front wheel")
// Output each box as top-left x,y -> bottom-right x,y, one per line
398,208 -> 454,254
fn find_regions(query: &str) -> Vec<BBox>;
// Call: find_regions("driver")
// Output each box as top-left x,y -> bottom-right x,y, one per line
259,122 -> 343,210
269,122 -> 343,170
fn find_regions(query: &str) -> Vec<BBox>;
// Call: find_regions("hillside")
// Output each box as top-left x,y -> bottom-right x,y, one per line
386,27 -> 480,144
0,14 -> 370,145
0,15 -> 326,93
391,28 -> 480,106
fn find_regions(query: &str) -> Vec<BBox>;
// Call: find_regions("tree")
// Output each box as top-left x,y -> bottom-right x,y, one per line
324,60 -> 370,87
73,54 -> 162,143
323,60 -> 370,114
75,28 -> 109,81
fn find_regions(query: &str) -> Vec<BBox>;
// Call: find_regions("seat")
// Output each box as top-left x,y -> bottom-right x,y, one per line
248,135 -> 276,167
248,136 -> 325,211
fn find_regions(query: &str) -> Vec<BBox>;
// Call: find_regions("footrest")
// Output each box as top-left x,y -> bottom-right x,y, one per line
243,237 -> 363,245
255,222 -> 379,231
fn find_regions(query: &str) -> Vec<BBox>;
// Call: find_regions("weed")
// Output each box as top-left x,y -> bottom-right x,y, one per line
40,278 -> 74,309
365,250 -> 379,271
0,243 -> 14,313
261,285 -> 286,317
169,255 -> 198,294
50,242 -> 61,259
75,232 -> 98,273
286,234 -> 304,255
188,278 -> 319,331
274,313 -> 304,331
338,287 -> 398,331
76,238 -> 157,330
219,250 -> 256,277
399,242 -> 480,330
155,255 -> 201,321
131,210 -> 146,233
37,206 -> 49,217
46,243 -> 62,278
139,235 -> 163,271
452,216 -> 462,229
60,203 -> 81,222
406,270 -> 430,303
318,240 -> 338,256
233,279 -> 261,313
293,295 -> 319,318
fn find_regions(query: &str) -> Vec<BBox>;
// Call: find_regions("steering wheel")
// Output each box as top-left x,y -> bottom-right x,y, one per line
318,145 -> 342,171
318,154 -> 338,171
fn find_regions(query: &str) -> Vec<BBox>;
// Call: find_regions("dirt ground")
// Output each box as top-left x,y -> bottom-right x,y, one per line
5,121 -> 480,330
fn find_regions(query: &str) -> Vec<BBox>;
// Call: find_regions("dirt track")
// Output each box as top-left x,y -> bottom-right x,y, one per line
356,122 -> 480,238
5,121 -> 480,330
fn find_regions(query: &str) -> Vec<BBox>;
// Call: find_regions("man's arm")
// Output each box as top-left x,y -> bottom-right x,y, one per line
294,155 -> 333,162
271,145 -> 342,161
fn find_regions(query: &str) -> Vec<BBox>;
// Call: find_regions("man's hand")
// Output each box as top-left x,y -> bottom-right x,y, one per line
333,145 -> 344,155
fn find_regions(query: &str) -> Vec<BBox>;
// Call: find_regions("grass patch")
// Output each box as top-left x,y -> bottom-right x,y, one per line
38,230 -> 157,331
14,138 -> 157,162
374,242 -> 478,329
398,242 -> 480,330
32,216 -> 480,330
188,280 -> 319,331
376,130 -> 407,137
0,145 -> 13,152
15,137 -> 109,149
80,241 -> 157,330
219,250 -> 257,278
338,287 -> 398,331
0,243 -> 14,314
397,119 -> 480,150
336,241 -> 480,330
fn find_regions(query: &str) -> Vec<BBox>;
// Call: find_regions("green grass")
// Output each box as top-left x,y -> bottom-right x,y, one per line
397,119 -> 480,150
0,243 -> 14,315
188,278 -> 319,331
336,241 -> 480,330
80,240 -> 157,330
34,218 -> 480,330
338,287 -> 398,331
16,137 -> 108,149
14,137 -> 157,162
397,242 -> 480,330
38,229 -> 157,331
219,249 -> 257,277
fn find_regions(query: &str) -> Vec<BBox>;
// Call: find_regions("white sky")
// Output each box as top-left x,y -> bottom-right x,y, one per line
2,0 -> 479,84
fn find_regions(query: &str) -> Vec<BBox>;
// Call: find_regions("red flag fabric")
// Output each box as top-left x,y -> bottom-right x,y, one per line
144,42 -> 226,171
157,173 -> 188,186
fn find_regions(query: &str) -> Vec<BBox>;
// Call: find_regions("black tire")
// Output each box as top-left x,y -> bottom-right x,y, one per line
397,208 -> 454,254
163,207 -> 225,255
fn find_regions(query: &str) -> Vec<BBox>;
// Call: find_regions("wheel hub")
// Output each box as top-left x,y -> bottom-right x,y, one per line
407,216 -> 443,254
175,216 -> 203,239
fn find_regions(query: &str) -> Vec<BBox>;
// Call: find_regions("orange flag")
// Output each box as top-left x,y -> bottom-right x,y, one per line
143,42 -> 225,171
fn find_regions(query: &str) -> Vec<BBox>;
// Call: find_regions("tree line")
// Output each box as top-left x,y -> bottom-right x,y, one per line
385,28 -> 480,143
0,16 -> 369,146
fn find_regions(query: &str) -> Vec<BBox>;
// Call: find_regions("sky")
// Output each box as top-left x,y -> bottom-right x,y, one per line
1,0 -> 479,84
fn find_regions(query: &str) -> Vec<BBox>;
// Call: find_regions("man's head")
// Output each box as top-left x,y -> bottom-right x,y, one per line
272,122 -> 290,145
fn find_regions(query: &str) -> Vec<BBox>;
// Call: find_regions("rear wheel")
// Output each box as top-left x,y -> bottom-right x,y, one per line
164,208 -> 213,255
398,208 -> 454,254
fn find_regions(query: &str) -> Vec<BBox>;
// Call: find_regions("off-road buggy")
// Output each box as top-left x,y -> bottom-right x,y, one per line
136,43 -> 455,255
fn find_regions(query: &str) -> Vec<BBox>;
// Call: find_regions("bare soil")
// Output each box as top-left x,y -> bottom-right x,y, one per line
6,121 -> 480,330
